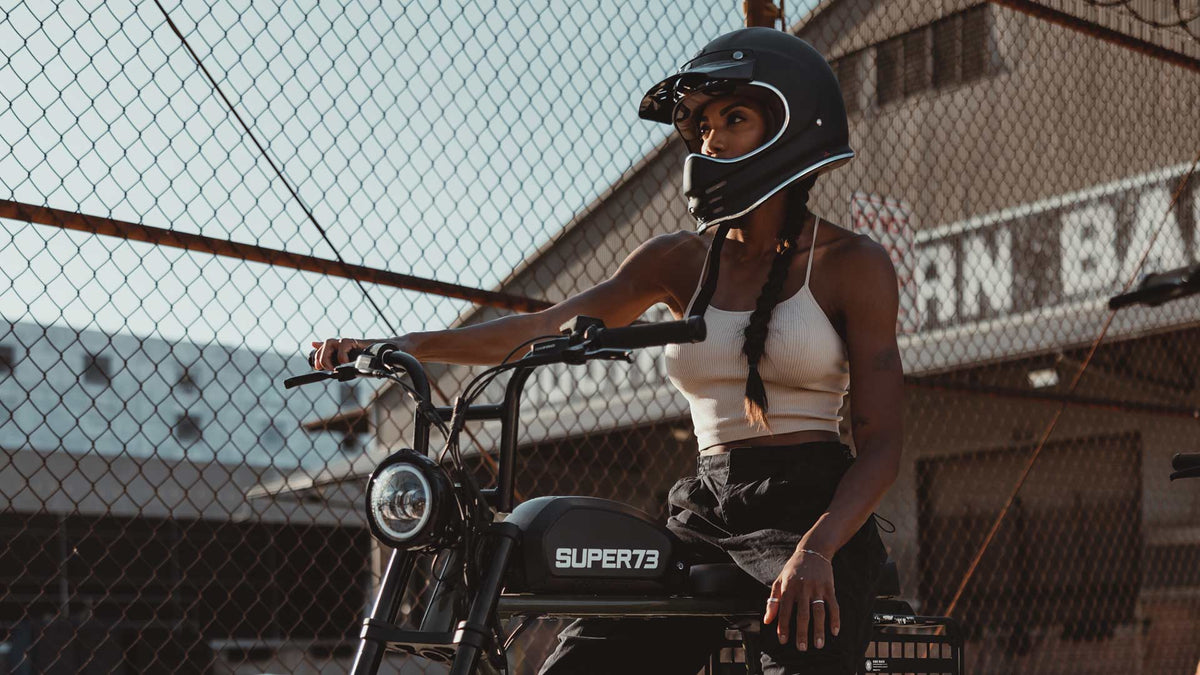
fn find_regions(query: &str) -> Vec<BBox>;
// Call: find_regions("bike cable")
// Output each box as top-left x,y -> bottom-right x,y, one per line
502,614 -> 540,651
501,334 -> 563,365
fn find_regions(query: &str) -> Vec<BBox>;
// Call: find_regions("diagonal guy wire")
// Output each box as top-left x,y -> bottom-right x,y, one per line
150,0 -> 398,338
150,1 -> 511,489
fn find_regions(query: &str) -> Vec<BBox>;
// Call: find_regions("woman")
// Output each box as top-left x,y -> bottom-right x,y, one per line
313,28 -> 901,675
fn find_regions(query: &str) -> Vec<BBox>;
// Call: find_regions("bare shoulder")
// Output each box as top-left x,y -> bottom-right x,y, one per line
617,230 -> 707,317
620,230 -> 707,277
824,226 -> 897,283
641,230 -> 706,260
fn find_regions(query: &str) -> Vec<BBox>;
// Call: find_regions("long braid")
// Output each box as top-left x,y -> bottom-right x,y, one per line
742,177 -> 817,430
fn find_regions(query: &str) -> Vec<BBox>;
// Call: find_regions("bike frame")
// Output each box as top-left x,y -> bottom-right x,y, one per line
343,348 -> 964,675
348,351 -> 769,674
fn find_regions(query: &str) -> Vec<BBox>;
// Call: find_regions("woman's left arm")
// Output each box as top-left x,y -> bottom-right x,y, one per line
765,237 -> 902,649
800,236 -> 903,558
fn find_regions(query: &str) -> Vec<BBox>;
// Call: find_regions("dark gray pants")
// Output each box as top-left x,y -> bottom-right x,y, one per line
538,442 -> 887,675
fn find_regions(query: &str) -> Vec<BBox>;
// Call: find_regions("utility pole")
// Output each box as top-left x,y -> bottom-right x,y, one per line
743,0 -> 785,28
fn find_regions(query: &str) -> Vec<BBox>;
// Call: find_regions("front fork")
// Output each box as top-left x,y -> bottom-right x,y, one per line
350,548 -> 415,675
349,522 -> 520,675
448,522 -> 520,675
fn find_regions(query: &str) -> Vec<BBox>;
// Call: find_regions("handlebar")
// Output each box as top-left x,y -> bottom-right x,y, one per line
378,346 -> 432,403
286,316 -> 705,391
587,316 -> 706,350
283,316 -> 707,516
1109,262 -> 1200,309
1171,452 -> 1200,481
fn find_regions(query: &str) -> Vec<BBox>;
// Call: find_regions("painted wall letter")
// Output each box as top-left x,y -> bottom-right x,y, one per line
961,229 -> 1013,316
1060,204 -> 1117,297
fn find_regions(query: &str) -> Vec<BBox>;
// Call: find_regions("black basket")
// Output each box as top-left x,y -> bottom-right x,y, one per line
863,611 -> 964,674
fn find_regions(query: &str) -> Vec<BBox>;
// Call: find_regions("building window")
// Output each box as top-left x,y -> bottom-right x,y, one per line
173,413 -> 202,444
0,344 -> 12,374
82,353 -> 111,386
259,420 -> 284,450
932,15 -> 961,87
876,36 -> 903,105
339,434 -> 361,454
833,51 -> 864,114
903,29 -> 930,96
932,5 -> 992,89
877,27 -> 933,106
961,5 -> 991,82
874,5 -> 994,105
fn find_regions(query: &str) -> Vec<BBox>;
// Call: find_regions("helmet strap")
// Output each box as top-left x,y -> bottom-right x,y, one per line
687,221 -> 734,321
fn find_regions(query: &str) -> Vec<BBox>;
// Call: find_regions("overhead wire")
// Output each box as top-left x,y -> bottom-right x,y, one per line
151,0 -> 516,492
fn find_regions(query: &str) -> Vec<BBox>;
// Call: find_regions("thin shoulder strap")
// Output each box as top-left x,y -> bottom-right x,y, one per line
803,216 -> 822,288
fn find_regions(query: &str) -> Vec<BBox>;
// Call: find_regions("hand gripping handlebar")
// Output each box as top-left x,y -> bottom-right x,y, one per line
586,316 -> 706,350
287,316 -> 705,391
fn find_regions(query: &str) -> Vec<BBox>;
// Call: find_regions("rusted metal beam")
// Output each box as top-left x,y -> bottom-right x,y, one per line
0,199 -> 553,314
989,0 -> 1200,74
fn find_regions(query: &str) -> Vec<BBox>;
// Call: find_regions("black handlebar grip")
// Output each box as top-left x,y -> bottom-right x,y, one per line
1172,453 -> 1200,472
590,316 -> 706,350
284,372 -> 329,389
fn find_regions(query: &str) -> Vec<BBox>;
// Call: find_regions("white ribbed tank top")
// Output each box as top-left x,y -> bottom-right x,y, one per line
664,218 -> 850,450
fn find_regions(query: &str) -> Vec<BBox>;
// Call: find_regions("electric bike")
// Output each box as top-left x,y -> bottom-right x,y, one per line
286,316 -> 963,674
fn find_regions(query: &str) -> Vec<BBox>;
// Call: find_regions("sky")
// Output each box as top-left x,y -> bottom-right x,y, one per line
0,0 -> 754,358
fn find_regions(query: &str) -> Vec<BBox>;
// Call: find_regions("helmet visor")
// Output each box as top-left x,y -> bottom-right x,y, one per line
638,52 -> 756,124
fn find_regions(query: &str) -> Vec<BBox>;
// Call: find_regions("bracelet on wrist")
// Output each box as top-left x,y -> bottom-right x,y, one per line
801,548 -> 833,566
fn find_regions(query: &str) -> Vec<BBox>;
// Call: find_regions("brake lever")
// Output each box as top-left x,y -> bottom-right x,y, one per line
284,351 -> 376,389
283,371 -> 332,389
585,348 -> 634,363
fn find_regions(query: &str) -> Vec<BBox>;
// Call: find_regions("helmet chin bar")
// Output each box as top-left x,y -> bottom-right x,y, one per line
688,151 -> 854,234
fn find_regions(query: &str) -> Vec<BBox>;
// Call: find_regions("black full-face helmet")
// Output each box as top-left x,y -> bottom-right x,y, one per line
639,28 -> 852,232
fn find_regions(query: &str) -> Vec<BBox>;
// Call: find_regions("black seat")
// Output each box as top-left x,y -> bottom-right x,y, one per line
688,563 -> 764,599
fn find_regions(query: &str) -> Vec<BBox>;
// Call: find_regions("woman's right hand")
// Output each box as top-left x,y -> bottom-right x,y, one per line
310,337 -> 373,371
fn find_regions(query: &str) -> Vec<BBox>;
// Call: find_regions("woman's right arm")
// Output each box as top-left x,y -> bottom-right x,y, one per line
311,233 -> 690,369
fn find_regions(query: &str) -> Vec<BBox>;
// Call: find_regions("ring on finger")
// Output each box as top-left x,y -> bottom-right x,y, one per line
810,599 -> 826,605
766,598 -> 780,605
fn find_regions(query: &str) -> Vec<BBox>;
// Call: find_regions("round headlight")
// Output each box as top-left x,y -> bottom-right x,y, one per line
366,449 -> 457,550
370,463 -> 432,541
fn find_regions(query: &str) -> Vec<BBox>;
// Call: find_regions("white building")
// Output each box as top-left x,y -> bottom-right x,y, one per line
0,318 -> 370,673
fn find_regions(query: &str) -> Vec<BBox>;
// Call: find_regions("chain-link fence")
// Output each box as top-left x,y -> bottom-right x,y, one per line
2,0 -> 1198,673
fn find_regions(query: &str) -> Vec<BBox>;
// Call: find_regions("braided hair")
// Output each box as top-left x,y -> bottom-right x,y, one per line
741,176 -> 818,430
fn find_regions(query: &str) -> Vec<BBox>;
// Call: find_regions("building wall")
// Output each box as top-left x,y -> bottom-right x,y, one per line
806,2 -> 1200,232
